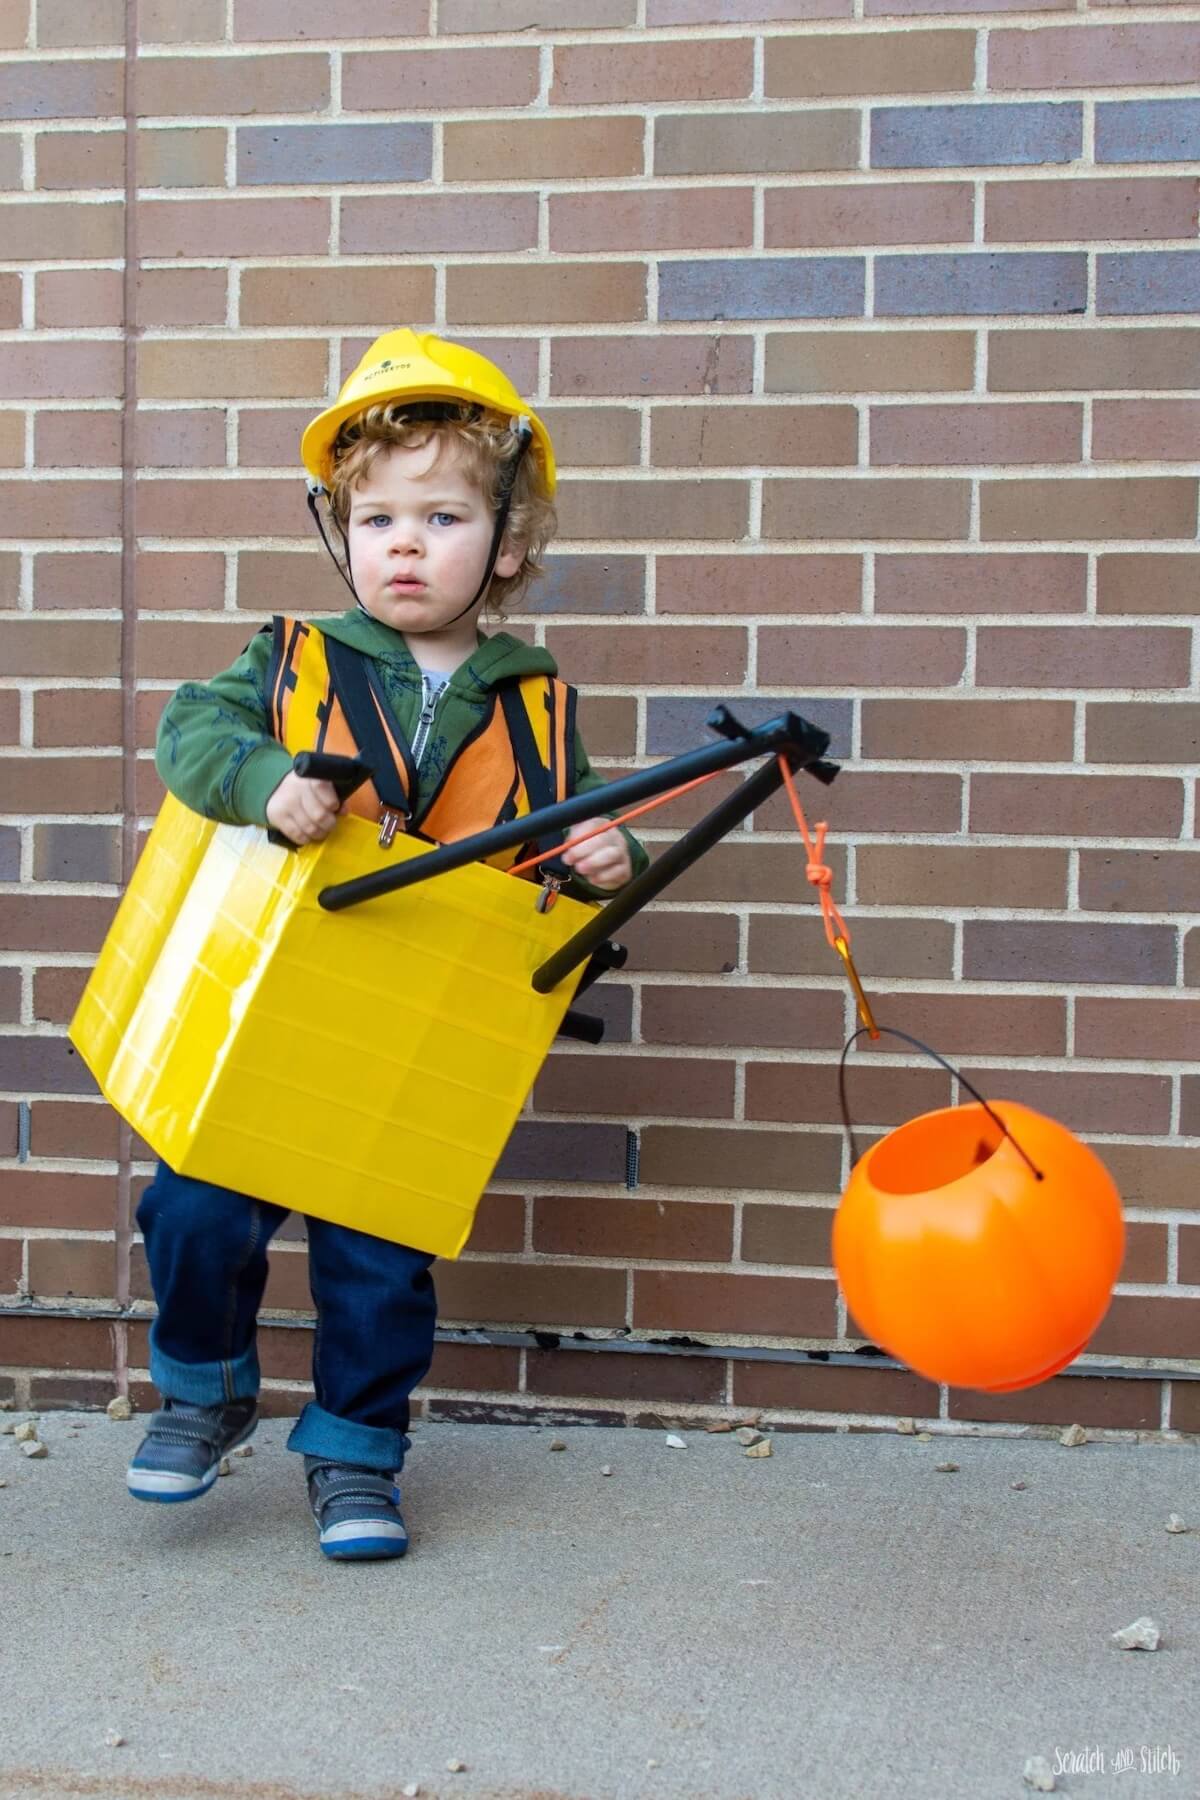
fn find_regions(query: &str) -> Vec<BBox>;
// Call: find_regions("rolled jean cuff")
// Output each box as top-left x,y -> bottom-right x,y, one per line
285,1401 -> 410,1473
147,1320 -> 261,1407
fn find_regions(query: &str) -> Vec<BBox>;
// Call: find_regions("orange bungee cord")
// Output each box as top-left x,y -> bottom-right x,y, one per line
507,746 -> 1124,1395
508,754 -> 879,1038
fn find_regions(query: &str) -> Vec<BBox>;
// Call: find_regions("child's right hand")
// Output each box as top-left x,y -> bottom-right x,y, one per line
265,770 -> 343,845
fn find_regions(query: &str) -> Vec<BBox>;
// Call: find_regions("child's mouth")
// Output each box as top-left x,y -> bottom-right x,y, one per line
388,580 -> 425,593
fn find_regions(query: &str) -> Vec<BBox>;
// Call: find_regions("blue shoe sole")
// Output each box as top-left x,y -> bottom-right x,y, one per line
320,1536 -> 408,1561
127,1465 -> 220,1503
126,1415 -> 256,1504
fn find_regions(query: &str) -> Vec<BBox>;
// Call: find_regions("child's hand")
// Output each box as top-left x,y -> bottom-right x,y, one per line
265,770 -> 342,845
561,818 -> 633,891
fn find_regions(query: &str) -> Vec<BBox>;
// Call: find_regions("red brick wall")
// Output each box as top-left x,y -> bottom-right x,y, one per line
1,1 -> 1197,1438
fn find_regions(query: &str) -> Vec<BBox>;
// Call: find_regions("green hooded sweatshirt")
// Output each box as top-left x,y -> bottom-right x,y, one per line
154,607 -> 648,901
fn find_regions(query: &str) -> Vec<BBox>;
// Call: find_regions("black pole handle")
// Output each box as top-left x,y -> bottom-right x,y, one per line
267,751 -> 375,850
838,1025 -> 1044,1181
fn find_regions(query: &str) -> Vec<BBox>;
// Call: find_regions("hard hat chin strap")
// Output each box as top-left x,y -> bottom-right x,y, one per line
306,480 -> 360,603
440,416 -> 534,626
304,418 -> 535,627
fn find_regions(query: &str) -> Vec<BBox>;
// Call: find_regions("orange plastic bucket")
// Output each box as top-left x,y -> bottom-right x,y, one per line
833,1093 -> 1124,1393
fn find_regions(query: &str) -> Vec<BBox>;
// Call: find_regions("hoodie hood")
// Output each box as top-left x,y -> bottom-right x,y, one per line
316,607 -> 558,692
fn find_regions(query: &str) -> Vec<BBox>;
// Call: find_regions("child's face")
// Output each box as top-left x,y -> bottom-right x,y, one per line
345,439 -> 522,636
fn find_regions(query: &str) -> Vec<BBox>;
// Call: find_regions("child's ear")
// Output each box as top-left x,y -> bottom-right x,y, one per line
493,537 -> 524,580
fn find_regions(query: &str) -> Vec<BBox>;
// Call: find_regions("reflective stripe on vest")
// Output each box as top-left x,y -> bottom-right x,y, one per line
267,616 -> 575,870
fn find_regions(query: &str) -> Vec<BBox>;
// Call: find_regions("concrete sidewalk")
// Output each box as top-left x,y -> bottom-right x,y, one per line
0,1412 -> 1196,1800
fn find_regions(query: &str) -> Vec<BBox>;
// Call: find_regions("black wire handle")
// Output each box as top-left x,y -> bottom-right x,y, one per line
838,1025 -> 1044,1182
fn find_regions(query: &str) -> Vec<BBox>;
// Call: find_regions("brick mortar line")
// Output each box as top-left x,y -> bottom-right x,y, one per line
6,811 -> 1197,848
24,461 -> 1200,479
17,105 -> 1200,134
16,170 -> 1200,192
11,306 -> 1200,336
13,84 -> 1200,136
6,1195 -> 1196,1226
11,13 -> 1200,62
3,1012 -> 1196,1052
9,1258 -> 1200,1300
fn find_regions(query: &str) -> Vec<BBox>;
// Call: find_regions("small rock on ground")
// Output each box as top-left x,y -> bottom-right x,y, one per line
1059,1423 -> 1088,1448
1023,1753 -> 1056,1791
106,1396 -> 133,1422
103,1731 -> 126,1748
548,1439 -> 566,1452
735,1427 -> 764,1447
935,1462 -> 960,1474
1166,1514 -> 1187,1534
1110,1616 -> 1163,1652
896,1418 -> 916,1435
446,1758 -> 467,1773
744,1440 -> 772,1459
20,1439 -> 47,1459
13,1420 -> 39,1443
600,1465 -> 613,1477
217,1457 -> 232,1477
665,1434 -> 687,1449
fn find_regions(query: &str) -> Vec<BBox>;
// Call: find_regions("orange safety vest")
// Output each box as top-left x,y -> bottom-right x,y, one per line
266,616 -> 577,872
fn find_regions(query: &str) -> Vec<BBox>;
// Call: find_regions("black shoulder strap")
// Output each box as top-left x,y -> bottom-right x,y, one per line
556,679 -> 579,800
323,635 -> 412,817
498,680 -> 571,875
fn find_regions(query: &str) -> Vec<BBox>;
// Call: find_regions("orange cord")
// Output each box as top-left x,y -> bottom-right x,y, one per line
504,768 -> 726,879
506,749 -> 878,1035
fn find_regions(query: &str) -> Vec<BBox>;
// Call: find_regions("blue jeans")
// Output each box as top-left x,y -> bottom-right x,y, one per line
136,1162 -> 438,1473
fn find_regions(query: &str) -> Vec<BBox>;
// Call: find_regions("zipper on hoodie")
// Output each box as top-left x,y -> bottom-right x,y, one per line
409,672 -> 442,770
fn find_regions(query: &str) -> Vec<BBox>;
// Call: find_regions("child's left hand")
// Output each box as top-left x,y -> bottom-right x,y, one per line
561,818 -> 633,891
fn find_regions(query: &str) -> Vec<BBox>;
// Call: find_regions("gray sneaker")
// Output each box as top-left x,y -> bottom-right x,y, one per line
127,1397 -> 258,1503
305,1457 -> 408,1561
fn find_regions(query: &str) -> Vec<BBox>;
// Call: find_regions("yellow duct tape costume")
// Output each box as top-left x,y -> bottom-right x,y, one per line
70,334 -> 596,1260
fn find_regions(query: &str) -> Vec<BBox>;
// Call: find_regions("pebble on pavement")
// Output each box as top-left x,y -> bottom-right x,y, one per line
1110,1616 -> 1163,1652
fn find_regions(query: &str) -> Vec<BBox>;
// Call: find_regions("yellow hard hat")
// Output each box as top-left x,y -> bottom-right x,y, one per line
300,328 -> 556,496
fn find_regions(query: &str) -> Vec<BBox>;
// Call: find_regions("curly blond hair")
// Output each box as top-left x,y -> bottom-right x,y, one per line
328,402 -> 556,613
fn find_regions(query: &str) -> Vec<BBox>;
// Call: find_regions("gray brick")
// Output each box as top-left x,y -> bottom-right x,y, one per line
523,554 -> 645,615
33,824 -> 121,885
1098,253 -> 1200,318
237,123 -> 432,186
1096,99 -> 1200,166
963,920 -> 1177,987
872,103 -> 1082,170
497,1122 -> 628,1184
0,1035 -> 98,1095
876,253 -> 1086,318
647,696 -> 851,758
659,258 -> 864,322
0,826 -> 18,882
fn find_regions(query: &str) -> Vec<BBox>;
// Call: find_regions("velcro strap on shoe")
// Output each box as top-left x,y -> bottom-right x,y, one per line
147,1408 -> 226,1449
310,1467 -> 397,1518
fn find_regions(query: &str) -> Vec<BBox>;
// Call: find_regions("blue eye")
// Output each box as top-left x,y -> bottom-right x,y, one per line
431,511 -> 459,527
367,514 -> 391,528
